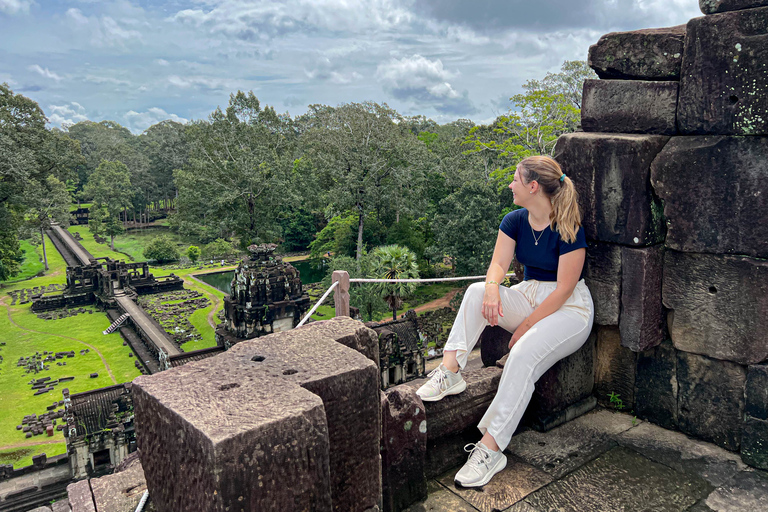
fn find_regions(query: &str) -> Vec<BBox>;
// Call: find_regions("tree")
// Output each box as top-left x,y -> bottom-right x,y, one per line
187,245 -> 201,264
432,181 -> 499,276
526,60 -> 597,110
85,161 -> 133,250
301,102 -> 428,260
174,91 -> 294,246
202,238 -> 237,260
25,176 -> 71,270
143,236 -> 180,263
139,120 -> 188,214
372,244 -> 419,321
319,254 -> 388,322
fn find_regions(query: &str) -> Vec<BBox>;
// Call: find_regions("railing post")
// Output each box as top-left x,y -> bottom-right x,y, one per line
332,270 -> 350,318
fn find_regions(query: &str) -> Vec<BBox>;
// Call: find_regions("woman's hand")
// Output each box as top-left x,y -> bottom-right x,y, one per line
509,321 -> 530,349
482,285 -> 504,326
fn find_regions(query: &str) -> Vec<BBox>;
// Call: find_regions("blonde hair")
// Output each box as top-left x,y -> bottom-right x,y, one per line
517,156 -> 581,243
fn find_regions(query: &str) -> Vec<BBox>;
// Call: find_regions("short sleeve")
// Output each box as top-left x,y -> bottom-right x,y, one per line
499,210 -> 521,241
558,225 -> 587,255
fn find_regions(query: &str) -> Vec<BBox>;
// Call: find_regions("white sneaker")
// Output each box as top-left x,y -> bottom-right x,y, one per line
454,441 -> 507,488
416,364 -> 466,402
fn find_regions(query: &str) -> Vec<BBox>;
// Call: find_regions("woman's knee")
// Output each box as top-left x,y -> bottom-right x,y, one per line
466,282 -> 486,298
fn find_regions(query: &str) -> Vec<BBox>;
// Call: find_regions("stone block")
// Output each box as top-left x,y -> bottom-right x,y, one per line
677,351 -> 746,451
133,357 -> 332,512
380,385 -> 427,512
224,327 -> 381,512
635,340 -> 678,430
746,364 -> 768,420
554,132 -> 668,246
90,458 -> 148,512
651,136 -> 768,258
522,332 -> 596,430
582,80 -> 679,135
595,326 -> 637,410
663,251 -> 768,364
742,416 -> 768,469
700,0 -> 768,14
588,25 -> 686,80
66,480 -> 96,512
301,316 -> 379,365
584,241 -> 621,326
679,7 -> 768,134
619,245 -> 664,352
479,325 -> 511,367
702,469 -> 768,509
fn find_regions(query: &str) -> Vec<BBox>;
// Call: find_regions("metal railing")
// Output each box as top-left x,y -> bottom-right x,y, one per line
297,270 -> 516,327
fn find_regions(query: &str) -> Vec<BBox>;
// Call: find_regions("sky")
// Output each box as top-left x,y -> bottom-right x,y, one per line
0,0 -> 703,133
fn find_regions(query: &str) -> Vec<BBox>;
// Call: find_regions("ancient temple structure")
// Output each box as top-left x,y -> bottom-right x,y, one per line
216,243 -> 310,346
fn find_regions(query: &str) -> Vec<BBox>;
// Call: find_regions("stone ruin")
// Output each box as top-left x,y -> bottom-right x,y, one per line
550,0 -> 768,468
216,243 -> 310,346
367,310 -> 426,389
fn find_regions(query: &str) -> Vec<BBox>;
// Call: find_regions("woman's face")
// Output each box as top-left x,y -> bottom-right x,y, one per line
509,167 -> 529,206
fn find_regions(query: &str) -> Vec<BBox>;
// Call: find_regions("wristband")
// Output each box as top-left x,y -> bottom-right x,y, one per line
485,280 -> 499,286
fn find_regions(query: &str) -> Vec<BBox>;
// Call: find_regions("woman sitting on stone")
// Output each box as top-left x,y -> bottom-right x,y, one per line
416,155 -> 594,488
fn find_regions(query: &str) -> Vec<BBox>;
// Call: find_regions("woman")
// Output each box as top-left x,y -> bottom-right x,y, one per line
416,155 -> 594,488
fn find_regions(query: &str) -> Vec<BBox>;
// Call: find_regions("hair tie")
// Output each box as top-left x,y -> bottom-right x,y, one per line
559,173 -> 566,182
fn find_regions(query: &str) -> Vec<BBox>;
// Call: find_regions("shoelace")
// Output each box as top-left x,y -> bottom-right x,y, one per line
464,443 -> 493,470
425,366 -> 447,391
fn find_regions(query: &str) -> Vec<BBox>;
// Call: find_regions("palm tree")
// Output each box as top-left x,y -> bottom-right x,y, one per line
372,244 -> 420,321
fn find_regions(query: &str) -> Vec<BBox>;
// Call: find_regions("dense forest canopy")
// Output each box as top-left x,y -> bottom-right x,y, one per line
0,61 -> 594,281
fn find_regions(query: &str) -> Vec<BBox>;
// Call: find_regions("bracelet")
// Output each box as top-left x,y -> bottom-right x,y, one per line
485,280 -> 499,286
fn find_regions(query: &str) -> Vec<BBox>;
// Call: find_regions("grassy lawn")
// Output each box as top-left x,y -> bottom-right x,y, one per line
1,241 -> 45,284
0,442 -> 68,469
66,225 -> 130,261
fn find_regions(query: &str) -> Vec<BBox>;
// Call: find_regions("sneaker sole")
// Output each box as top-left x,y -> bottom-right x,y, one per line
418,379 -> 467,402
454,455 -> 507,488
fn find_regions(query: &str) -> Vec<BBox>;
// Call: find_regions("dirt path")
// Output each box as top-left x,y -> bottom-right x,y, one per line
186,275 -> 221,331
0,439 -> 64,451
5,306 -> 117,384
413,289 -> 461,314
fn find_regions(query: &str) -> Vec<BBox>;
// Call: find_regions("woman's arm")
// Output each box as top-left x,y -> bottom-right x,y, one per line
483,230 -> 516,326
508,248 -> 586,348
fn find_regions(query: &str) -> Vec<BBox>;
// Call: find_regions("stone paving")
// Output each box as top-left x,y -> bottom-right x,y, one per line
406,408 -> 768,512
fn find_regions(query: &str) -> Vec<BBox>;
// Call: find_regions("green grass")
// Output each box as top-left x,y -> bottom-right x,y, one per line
0,442 -> 67,468
66,225 -> 130,261
1,241 -> 45,284
69,203 -> 92,212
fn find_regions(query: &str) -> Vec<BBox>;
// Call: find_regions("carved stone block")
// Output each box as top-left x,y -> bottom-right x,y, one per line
582,80 -> 679,135
584,242 -> 621,326
700,0 -> 768,14
588,25 -> 686,80
635,340 -> 678,430
620,245 -> 664,352
595,326 -> 637,411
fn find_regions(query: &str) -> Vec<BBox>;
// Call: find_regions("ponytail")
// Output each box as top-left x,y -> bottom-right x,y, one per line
517,156 -> 581,243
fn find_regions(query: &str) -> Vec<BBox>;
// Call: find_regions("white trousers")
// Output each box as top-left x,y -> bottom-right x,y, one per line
443,279 -> 594,450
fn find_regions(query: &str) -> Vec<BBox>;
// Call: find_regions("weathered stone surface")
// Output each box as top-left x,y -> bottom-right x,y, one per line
588,25 -> 686,80
415,366 -> 502,441
746,365 -> 768,420
304,316 -> 379,365
620,245 -> 664,352
582,80 -> 679,135
554,133 -> 668,246
584,242 -> 621,326
66,480 -> 96,512
508,409 -> 637,479
651,136 -> 768,258
703,470 -> 768,510
90,457 -> 148,512
523,332 -> 595,430
437,456 -> 552,512
424,429 -> 478,480
381,385 -> 427,512
403,480 -> 477,512
27,507 -> 52,512
742,416 -> 768,469
677,351 -> 746,451
479,326 -> 511,367
51,500 -> 70,512
224,329 -> 381,512
616,421 -> 745,487
679,8 -> 768,135
518,446 -> 711,511
635,340 -> 678,430
595,326 -> 637,410
700,0 -> 768,15
663,251 -> 768,364
133,357 -> 332,512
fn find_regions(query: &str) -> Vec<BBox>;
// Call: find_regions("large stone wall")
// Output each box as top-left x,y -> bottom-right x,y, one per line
568,0 -> 768,469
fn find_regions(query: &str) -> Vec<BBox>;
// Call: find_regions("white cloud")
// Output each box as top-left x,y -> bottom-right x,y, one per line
0,0 -> 33,15
167,75 -> 238,91
65,8 -> 142,47
48,102 -> 89,127
28,64 -> 63,82
305,55 -> 364,85
155,59 -> 169,66
124,107 -> 188,133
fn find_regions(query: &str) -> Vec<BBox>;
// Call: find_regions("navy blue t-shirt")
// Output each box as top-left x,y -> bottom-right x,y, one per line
499,208 -> 587,281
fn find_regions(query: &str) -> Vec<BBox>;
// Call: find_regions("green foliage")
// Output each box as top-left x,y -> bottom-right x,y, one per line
143,236 -> 180,263
202,238 -> 237,260
371,244 -> 420,321
608,392 -> 625,410
186,245 -> 201,263
320,254 -> 388,322
280,208 -> 318,252
309,213 -> 386,259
